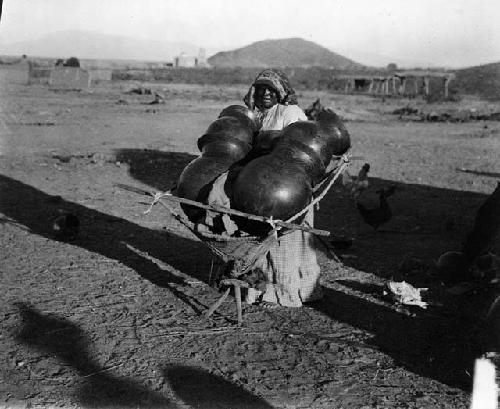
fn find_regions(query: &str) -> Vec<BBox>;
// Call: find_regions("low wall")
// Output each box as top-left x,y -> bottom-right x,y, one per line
49,67 -> 90,90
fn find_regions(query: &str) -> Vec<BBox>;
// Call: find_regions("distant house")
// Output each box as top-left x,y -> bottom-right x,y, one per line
174,48 -> 208,68
174,53 -> 197,68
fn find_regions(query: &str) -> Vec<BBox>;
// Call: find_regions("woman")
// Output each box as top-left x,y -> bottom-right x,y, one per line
240,68 -> 323,307
243,68 -> 307,133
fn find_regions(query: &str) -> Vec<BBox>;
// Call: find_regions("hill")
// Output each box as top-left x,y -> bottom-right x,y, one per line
453,62 -> 500,100
207,38 -> 364,69
0,30 -> 200,62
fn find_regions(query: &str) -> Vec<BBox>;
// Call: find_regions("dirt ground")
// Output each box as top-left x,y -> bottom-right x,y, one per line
1,78 -> 500,409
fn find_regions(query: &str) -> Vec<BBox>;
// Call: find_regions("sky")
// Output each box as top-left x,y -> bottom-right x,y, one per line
1,0 -> 500,67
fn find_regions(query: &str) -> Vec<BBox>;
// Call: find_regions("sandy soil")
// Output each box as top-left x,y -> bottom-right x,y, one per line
1,78 -> 500,409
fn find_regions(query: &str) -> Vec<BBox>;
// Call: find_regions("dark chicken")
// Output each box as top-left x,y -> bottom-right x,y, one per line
343,163 -> 370,199
462,181 -> 500,264
356,186 -> 396,231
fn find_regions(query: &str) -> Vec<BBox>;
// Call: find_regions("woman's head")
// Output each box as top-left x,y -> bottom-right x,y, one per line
244,68 -> 298,110
254,83 -> 279,110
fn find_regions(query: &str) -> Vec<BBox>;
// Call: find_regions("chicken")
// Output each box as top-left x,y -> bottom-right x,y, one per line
356,186 -> 396,231
462,181 -> 500,264
342,163 -> 370,199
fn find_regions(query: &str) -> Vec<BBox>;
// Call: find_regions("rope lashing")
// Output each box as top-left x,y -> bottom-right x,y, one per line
286,153 -> 351,224
144,191 -> 172,214
265,216 -> 283,231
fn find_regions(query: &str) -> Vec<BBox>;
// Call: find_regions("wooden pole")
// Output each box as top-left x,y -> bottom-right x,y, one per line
234,285 -> 242,324
424,76 -> 430,96
399,77 -> 406,95
115,183 -> 331,237
444,77 -> 450,98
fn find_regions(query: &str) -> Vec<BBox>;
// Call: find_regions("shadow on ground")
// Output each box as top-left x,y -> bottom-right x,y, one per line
115,149 -> 196,192
14,302 -> 173,408
111,149 -> 499,389
164,365 -> 273,409
0,172 -> 222,315
14,303 -> 273,409
315,175 -> 490,277
1,149 -> 498,391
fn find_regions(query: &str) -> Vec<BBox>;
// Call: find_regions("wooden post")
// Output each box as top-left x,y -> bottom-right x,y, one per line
444,77 -> 450,98
424,76 -> 430,96
234,285 -> 242,324
414,77 -> 419,95
368,79 -> 373,94
399,77 -> 406,95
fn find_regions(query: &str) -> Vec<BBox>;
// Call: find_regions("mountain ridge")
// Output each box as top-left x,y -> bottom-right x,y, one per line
207,38 -> 364,69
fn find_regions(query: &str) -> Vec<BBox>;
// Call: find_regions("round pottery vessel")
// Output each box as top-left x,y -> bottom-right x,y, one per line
272,139 -> 326,185
202,116 -> 254,146
218,105 -> 259,133
231,154 -> 312,223
197,134 -> 251,159
280,121 -> 333,168
176,156 -> 236,223
315,110 -> 351,156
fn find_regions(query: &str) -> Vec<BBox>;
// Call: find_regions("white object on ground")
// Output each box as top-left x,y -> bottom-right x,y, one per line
385,281 -> 428,309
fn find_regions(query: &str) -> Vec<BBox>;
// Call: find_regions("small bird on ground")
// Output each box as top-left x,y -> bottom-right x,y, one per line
52,212 -> 80,241
356,186 -> 396,231
342,163 -> 370,199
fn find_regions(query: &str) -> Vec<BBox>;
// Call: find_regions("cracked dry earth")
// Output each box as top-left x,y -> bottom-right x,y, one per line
1,79 -> 500,408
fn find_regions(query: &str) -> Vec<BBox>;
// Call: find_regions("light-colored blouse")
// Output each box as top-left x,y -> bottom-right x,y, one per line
256,104 -> 307,131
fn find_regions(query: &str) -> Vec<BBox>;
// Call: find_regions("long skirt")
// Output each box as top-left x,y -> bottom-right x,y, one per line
248,210 -> 323,307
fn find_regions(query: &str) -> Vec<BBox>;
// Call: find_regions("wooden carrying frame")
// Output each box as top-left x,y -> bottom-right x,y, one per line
116,153 -> 351,324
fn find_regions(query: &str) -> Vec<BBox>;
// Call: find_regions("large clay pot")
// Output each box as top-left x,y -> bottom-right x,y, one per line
253,130 -> 283,153
176,114 -> 254,223
176,156 -> 237,222
279,120 -> 333,169
272,138 -> 326,186
231,153 -> 312,224
197,134 -> 251,159
315,109 -> 351,156
202,116 -> 254,147
218,105 -> 259,133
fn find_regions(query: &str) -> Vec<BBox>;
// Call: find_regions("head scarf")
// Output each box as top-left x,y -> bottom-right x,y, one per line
243,68 -> 299,110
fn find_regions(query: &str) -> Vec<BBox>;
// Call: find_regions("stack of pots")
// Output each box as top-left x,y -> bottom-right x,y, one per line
231,109 -> 350,232
175,105 -> 257,223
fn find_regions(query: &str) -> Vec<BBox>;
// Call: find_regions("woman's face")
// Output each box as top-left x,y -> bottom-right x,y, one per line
254,84 -> 279,109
